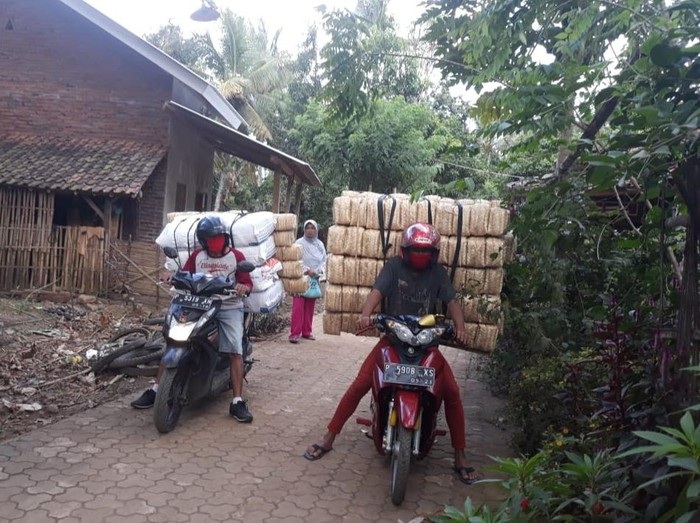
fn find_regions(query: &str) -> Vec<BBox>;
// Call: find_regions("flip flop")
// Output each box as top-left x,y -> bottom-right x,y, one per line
303,443 -> 332,461
453,466 -> 480,485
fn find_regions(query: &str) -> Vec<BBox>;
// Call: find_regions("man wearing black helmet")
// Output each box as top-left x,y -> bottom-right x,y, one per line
131,216 -> 254,423
303,223 -> 479,484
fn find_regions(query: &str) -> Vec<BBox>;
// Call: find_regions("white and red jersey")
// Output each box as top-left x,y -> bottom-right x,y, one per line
182,248 -> 253,309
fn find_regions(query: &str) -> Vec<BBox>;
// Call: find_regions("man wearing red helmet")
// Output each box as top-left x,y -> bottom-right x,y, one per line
131,216 -> 254,423
303,223 -> 478,485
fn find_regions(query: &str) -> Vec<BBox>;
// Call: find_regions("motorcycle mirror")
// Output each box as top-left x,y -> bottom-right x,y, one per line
237,260 -> 256,273
163,247 -> 179,260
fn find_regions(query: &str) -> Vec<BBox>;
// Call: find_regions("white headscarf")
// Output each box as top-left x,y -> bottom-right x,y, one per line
295,219 -> 327,274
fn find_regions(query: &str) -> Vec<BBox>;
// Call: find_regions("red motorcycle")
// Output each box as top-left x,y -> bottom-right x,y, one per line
356,313 -> 454,506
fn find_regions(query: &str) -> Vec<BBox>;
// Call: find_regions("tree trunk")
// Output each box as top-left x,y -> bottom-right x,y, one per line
673,155 -> 700,405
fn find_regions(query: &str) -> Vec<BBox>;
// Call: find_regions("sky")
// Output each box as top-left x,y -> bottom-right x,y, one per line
82,0 -> 426,54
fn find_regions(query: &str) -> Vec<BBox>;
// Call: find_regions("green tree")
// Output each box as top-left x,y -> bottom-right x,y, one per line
320,0 -> 426,119
421,0 -> 700,449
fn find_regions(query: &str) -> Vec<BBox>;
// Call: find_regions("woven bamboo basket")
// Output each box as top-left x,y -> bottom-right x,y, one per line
273,230 -> 296,247
276,244 -> 302,262
280,260 -> 304,279
453,267 -> 505,295
274,213 -> 298,232
458,295 -> 502,325
282,276 -> 308,294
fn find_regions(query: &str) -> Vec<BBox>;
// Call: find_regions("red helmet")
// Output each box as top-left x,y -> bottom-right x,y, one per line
400,223 -> 440,270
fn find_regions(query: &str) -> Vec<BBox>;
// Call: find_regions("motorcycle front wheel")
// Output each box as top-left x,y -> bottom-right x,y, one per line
390,424 -> 412,506
153,367 -> 188,434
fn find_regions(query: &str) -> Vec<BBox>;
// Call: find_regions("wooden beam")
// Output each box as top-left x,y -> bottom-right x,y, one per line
272,172 -> 282,213
82,195 -> 104,222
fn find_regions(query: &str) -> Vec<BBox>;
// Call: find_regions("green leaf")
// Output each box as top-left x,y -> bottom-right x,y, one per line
687,479 -> 700,499
582,154 -> 620,165
668,457 -> 700,474
675,511 -> 699,523
649,43 -> 683,68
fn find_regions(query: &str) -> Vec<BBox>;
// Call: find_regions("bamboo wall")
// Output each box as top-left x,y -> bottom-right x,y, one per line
0,187 -> 105,294
109,239 -> 167,304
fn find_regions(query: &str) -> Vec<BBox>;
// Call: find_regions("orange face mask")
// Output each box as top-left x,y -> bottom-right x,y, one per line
206,235 -> 226,254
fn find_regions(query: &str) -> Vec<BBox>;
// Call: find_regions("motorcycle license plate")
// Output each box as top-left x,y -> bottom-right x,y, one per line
172,294 -> 213,310
383,363 -> 435,387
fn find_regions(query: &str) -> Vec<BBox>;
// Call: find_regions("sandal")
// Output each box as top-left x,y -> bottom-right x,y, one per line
303,443 -> 332,461
453,466 -> 480,485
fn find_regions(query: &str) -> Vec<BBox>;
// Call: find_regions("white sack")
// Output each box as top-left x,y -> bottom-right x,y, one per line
155,211 -> 276,252
230,211 -> 275,247
250,258 -> 283,292
237,236 -> 277,266
244,279 -> 285,313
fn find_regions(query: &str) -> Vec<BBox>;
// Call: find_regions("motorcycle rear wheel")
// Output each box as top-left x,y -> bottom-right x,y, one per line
390,425 -> 412,506
153,367 -> 188,434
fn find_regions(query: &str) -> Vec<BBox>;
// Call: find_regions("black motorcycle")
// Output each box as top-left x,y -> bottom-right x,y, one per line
154,246 -> 256,433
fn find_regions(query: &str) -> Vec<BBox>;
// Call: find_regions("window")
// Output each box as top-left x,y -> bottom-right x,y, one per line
195,191 -> 208,212
175,183 -> 187,212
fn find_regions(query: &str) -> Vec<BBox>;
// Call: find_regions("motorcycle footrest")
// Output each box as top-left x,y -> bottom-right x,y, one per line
356,417 -> 371,426
435,429 -> 447,436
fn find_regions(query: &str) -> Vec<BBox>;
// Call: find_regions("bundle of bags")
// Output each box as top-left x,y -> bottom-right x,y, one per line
322,191 -> 513,353
155,211 -> 301,314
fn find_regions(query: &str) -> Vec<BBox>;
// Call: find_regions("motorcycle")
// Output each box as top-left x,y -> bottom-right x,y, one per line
356,313 -> 454,506
153,246 -> 256,434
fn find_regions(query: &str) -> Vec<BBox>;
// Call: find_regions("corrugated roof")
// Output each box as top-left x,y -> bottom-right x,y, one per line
0,134 -> 167,196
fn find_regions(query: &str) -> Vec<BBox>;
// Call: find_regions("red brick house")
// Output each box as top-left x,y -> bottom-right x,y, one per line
0,0 -> 319,295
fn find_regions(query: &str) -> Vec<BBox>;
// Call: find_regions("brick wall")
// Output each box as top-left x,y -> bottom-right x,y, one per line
137,159 -> 167,241
0,0 -> 171,144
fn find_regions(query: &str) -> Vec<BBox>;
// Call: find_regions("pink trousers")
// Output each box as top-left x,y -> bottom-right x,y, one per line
290,295 -> 316,338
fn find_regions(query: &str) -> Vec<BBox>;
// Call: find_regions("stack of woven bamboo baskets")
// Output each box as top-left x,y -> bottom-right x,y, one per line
272,213 -> 311,295
322,191 -> 511,353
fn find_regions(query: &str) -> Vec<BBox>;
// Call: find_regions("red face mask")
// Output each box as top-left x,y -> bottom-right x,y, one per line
206,235 -> 226,255
406,249 -> 433,270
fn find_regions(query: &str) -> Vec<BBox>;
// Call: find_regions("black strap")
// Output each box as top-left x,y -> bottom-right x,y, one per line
420,196 -> 433,225
377,194 -> 397,314
228,211 -> 247,248
377,194 -> 396,261
450,200 -> 464,283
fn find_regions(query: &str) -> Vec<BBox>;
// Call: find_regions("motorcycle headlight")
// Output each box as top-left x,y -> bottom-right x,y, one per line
415,327 -> 443,346
168,317 -> 196,341
386,320 -> 415,344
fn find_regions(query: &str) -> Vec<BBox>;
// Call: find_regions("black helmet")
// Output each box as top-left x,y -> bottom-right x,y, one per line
196,216 -> 230,252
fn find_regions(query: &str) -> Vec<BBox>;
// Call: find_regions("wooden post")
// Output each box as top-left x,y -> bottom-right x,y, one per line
103,199 -> 112,295
272,171 -> 282,213
285,177 -> 295,213
293,181 -> 303,217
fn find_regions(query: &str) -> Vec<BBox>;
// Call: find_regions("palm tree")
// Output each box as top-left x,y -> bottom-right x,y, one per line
202,9 -> 290,141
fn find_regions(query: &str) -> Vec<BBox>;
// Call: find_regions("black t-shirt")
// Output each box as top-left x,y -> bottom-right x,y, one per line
373,256 -> 456,316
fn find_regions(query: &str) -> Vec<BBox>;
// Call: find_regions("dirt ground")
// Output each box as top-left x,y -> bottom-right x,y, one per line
0,294 -> 160,441
0,292 -> 302,443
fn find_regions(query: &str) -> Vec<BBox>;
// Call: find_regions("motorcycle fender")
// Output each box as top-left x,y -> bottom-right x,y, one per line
395,390 -> 421,430
162,346 -> 190,369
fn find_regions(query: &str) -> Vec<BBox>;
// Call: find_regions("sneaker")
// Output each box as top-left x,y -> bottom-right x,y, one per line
229,400 -> 253,423
289,336 -> 300,344
130,389 -> 156,409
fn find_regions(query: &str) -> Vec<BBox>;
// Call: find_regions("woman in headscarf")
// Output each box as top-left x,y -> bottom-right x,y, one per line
289,219 -> 327,343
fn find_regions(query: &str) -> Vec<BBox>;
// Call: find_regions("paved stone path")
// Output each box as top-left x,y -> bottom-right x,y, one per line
0,314 -> 511,522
